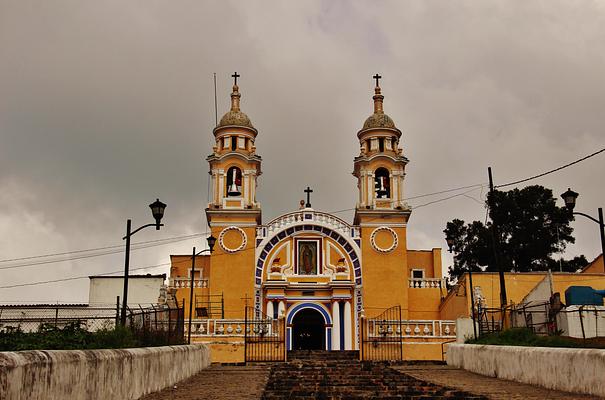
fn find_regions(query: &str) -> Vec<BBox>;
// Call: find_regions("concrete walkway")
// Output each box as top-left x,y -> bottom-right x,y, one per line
140,363 -> 599,399
393,365 -> 600,400
139,364 -> 270,400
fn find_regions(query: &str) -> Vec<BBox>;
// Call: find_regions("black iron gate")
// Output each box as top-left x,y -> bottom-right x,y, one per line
244,306 -> 286,363
360,305 -> 403,361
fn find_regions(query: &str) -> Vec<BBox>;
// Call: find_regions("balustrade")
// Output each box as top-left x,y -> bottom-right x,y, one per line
408,278 -> 443,289
168,277 -> 209,289
257,210 -> 359,240
367,319 -> 456,338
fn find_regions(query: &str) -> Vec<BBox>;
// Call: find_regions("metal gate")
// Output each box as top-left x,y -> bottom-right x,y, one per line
244,306 -> 286,363
360,305 -> 403,361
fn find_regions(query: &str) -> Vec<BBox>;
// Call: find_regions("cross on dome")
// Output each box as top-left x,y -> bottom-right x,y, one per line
373,73 -> 382,87
232,72 -> 240,86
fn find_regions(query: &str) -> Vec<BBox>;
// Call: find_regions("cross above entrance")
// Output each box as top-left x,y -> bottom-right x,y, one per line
373,73 -> 382,87
232,71 -> 240,86
304,187 -> 313,208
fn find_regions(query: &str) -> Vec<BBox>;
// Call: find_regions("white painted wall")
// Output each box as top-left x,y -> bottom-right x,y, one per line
88,275 -> 165,306
0,344 -> 210,400
447,343 -> 605,397
556,305 -> 605,338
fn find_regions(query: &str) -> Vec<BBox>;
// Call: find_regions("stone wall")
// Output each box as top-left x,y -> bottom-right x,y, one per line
447,343 -> 605,397
0,344 -> 210,400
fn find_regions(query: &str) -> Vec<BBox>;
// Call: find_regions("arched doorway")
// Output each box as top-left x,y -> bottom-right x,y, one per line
292,308 -> 325,350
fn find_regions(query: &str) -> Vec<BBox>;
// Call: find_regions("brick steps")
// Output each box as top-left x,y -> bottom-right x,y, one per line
261,351 -> 486,400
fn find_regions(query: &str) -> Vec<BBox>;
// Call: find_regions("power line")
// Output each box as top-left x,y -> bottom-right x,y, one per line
328,183 -> 486,214
0,263 -> 171,289
495,147 -> 605,189
0,234 -> 205,271
0,232 -> 207,264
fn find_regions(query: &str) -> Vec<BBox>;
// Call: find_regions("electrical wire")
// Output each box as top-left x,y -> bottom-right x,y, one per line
495,147 -> 605,189
0,263 -> 171,289
0,232 -> 208,264
0,234 -> 206,271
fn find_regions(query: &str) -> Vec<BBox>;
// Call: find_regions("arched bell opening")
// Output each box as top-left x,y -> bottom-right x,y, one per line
291,308 -> 325,350
374,167 -> 390,199
226,166 -> 242,197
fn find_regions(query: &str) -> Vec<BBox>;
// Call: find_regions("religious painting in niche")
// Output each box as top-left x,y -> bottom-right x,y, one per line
374,168 -> 390,198
226,166 -> 242,197
297,240 -> 318,275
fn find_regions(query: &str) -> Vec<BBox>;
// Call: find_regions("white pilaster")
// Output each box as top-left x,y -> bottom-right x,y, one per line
344,301 -> 352,350
266,301 -> 274,319
278,301 -> 286,318
218,170 -> 225,203
332,302 -> 341,351
243,172 -> 250,206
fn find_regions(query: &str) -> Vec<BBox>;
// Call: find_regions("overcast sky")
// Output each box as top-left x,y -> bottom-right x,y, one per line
1,1 -> 604,303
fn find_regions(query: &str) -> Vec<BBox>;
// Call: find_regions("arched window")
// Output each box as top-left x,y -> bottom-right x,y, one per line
226,166 -> 242,197
374,168 -> 390,199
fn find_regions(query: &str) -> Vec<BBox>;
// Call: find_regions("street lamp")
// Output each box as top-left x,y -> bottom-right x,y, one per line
446,234 -> 478,339
121,199 -> 167,326
187,235 -> 217,344
561,188 -> 605,272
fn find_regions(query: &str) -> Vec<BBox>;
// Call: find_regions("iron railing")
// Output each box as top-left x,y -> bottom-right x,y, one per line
244,306 -> 286,363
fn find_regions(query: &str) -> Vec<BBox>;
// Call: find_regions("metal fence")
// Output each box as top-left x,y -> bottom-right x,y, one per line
0,302 -> 185,345
478,301 -> 605,340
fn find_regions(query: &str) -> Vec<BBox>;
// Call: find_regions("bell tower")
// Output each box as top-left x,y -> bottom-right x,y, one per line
353,75 -> 411,316
353,74 -> 409,216
207,72 -> 262,215
206,72 -> 261,318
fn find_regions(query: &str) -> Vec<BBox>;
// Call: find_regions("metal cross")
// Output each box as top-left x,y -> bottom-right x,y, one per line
373,73 -> 382,87
304,187 -> 313,208
232,72 -> 240,85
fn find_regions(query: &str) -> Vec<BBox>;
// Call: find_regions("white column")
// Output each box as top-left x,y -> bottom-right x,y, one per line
278,301 -> 286,318
243,171 -> 250,205
367,174 -> 374,206
344,301 -> 352,350
251,174 -> 257,205
332,302 -> 341,351
218,170 -> 225,203
266,301 -> 274,319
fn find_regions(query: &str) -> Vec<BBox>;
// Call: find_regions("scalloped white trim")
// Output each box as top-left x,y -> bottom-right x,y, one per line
370,226 -> 398,253
218,226 -> 247,253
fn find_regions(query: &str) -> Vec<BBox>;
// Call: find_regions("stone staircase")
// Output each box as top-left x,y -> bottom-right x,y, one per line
261,350 -> 486,400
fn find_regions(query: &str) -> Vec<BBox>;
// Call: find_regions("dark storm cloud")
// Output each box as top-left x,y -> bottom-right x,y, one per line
1,1 -> 604,302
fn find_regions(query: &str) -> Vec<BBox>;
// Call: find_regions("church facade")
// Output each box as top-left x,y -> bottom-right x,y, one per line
169,74 -> 451,362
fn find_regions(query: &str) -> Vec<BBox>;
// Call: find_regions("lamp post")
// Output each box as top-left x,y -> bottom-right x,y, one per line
121,199 -> 167,326
187,235 -> 217,344
561,188 -> 605,272
446,235 -> 477,339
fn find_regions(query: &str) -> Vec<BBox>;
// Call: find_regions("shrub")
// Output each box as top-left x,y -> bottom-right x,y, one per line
467,328 -> 605,349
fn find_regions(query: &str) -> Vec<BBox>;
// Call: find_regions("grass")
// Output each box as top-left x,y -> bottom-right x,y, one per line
0,321 -> 182,351
466,327 -> 605,349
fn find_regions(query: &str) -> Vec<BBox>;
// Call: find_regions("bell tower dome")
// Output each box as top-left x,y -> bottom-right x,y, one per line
207,72 -> 262,220
353,74 -> 410,224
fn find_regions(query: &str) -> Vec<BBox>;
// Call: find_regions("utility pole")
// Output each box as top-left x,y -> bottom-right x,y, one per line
488,167 -> 508,308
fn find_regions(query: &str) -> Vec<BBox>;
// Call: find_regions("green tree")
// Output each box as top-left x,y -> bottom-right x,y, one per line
444,185 -> 586,282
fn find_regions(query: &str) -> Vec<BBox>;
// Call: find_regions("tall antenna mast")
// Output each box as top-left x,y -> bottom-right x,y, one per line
213,72 -> 218,126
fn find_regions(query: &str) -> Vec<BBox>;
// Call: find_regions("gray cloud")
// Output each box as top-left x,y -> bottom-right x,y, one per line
1,0 -> 604,302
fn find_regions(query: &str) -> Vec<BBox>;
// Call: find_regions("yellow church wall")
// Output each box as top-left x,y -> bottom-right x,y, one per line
359,224 -> 409,318
440,272 -> 605,321
407,249 -> 442,279
408,288 -> 442,320
192,337 -> 244,363
402,341 -> 446,361
439,283 -> 469,320
208,218 -> 258,319
582,254 -> 604,274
